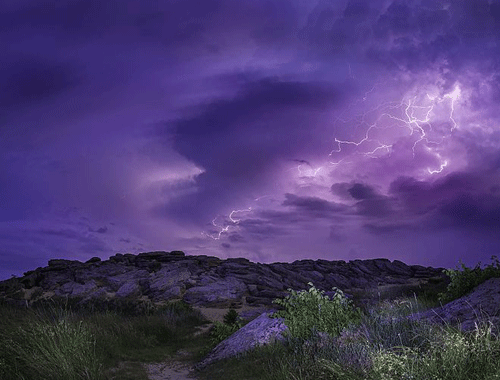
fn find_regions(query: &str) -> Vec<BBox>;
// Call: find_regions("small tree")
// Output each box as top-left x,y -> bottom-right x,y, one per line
209,308 -> 243,346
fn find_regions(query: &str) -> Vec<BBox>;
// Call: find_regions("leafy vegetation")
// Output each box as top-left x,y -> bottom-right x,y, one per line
271,282 -> 365,340
209,308 -> 247,346
438,255 -> 500,304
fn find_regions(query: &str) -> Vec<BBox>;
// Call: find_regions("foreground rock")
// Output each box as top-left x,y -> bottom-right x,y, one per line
0,250 -> 450,310
406,277 -> 500,337
194,311 -> 288,370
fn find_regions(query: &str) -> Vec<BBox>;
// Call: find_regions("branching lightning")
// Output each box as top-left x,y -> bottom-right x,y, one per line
329,83 -> 461,173
286,159 -> 323,177
202,207 -> 252,240
203,81 -> 463,240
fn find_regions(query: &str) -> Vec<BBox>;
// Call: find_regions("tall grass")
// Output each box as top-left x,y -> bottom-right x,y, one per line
0,308 -> 101,380
0,299 -> 208,380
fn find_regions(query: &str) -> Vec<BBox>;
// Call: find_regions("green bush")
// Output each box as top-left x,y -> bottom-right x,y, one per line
270,282 -> 364,340
223,308 -> 240,325
209,309 -> 243,346
438,255 -> 500,304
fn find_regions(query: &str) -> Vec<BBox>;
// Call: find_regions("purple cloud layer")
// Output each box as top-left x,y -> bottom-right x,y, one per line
1,0 -> 500,279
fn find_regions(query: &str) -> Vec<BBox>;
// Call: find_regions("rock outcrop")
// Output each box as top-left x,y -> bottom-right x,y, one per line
0,250 -> 450,310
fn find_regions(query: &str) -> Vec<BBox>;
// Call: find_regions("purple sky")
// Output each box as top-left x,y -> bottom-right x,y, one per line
1,0 -> 500,280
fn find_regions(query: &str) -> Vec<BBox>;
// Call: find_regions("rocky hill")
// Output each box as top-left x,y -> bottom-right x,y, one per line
0,251 -> 450,310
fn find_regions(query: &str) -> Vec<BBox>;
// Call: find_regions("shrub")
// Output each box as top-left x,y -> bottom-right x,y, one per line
223,308 -> 240,325
271,282 -> 364,340
209,309 -> 243,346
438,255 -> 500,304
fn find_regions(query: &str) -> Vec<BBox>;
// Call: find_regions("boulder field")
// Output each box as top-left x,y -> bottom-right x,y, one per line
0,250 -> 450,310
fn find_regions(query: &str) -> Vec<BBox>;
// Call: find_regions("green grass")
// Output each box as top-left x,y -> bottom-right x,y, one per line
1,255 -> 500,380
0,298 -> 210,379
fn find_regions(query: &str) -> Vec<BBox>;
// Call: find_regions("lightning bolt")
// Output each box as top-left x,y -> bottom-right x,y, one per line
203,81 -> 463,240
329,83 -> 461,174
202,207 -> 252,240
427,159 -> 448,174
286,159 -> 323,177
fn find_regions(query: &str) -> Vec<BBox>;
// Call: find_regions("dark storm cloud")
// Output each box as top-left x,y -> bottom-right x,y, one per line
0,55 -> 85,109
296,0 -> 383,57
228,233 -> 246,243
389,172 -> 477,213
414,6 -> 449,36
363,222 -> 412,235
354,197 -> 393,217
452,0 -> 500,40
293,159 -> 312,166
344,183 -> 393,217
373,0 -> 500,72
297,0 -> 500,78
330,182 -> 355,200
374,1 -> 415,37
169,75 -> 339,152
1,0 -> 216,46
0,0 -> 128,39
237,218 -> 290,237
348,183 -> 378,199
36,228 -> 112,251
79,241 -> 109,253
165,76 -> 340,176
387,171 -> 500,232
254,209 -> 310,224
247,0 -> 302,45
0,0 -> 304,56
437,193 -> 500,231
328,226 -> 346,242
150,76 -> 342,223
148,172 -> 249,225
38,228 -> 84,239
332,181 -> 383,200
0,248 -> 44,279
456,130 -> 500,170
343,0 -> 372,19
282,193 -> 346,217
227,232 -> 246,243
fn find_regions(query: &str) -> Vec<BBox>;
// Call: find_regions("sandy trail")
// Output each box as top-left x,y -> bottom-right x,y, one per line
145,305 -> 273,380
146,352 -> 197,380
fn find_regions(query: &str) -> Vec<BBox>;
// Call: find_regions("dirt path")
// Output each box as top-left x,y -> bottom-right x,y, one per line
145,352 -> 197,380
144,305 -> 273,380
